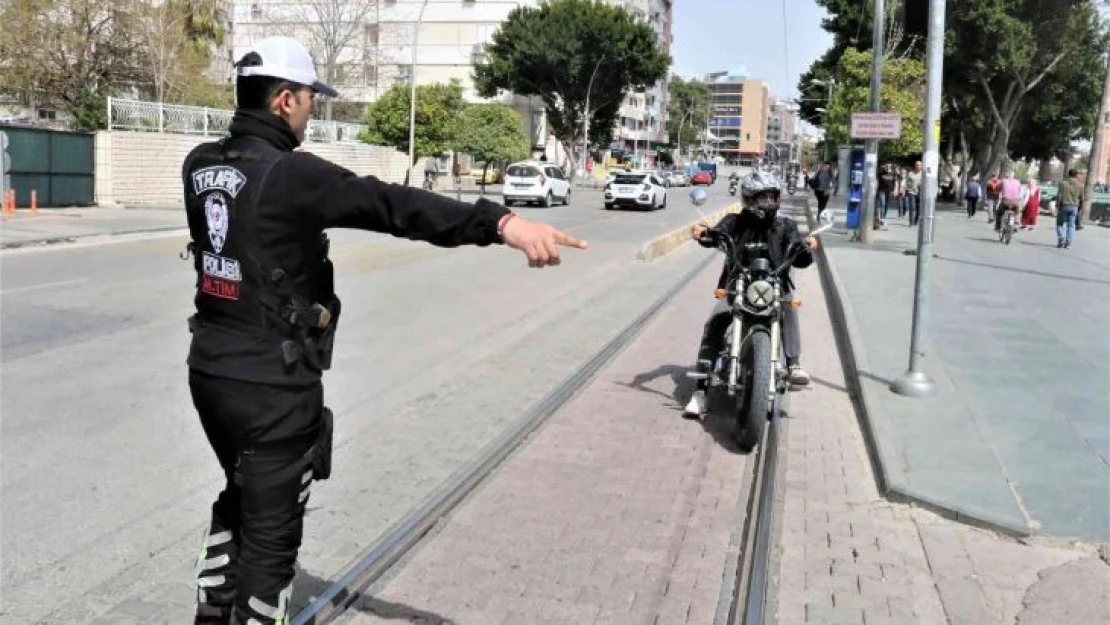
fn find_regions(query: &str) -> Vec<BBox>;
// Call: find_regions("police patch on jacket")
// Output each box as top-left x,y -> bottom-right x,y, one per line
191,165 -> 247,300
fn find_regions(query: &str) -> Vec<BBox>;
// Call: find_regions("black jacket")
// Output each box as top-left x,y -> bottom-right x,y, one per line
182,110 -> 510,386
700,210 -> 813,292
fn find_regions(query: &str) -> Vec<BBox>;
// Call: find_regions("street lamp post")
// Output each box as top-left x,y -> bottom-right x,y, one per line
406,0 -> 430,187
809,79 -> 835,161
891,0 -> 946,398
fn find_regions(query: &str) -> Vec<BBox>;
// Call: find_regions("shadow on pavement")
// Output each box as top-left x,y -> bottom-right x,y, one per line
934,253 -> 1110,286
621,364 -> 749,455
811,375 -> 849,394
293,565 -> 458,624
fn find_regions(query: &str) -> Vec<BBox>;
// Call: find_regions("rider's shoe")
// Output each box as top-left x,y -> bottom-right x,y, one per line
788,365 -> 811,387
683,391 -> 706,419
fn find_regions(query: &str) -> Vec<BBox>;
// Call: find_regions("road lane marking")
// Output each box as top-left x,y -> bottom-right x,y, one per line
2,278 -> 89,295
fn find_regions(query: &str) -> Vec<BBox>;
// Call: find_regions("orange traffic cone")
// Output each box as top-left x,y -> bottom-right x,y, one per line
30,189 -> 37,216
4,189 -> 13,217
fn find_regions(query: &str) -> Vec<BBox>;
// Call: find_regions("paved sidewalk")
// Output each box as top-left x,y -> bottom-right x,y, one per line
337,260 -> 751,625
770,254 -> 1110,625
0,207 -> 186,248
812,196 -> 1110,540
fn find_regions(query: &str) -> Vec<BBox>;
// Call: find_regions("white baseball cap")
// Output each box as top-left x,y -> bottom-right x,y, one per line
236,36 -> 338,98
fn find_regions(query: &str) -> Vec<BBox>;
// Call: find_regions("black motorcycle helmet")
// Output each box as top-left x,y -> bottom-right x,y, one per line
740,170 -> 783,222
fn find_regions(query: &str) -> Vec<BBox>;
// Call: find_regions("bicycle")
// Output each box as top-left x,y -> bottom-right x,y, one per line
998,205 -> 1018,245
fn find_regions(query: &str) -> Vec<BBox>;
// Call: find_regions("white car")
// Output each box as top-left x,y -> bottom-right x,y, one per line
604,172 -> 668,210
502,161 -> 571,207
666,171 -> 690,187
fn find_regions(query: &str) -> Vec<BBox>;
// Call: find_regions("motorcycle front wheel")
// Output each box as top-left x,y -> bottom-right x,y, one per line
736,330 -> 772,451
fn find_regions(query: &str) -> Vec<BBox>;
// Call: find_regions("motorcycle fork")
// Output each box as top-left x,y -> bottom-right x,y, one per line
727,320 -> 742,396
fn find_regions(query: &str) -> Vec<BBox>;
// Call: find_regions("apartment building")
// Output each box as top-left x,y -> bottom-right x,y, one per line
230,0 -> 672,165
766,99 -> 797,164
702,69 -> 771,165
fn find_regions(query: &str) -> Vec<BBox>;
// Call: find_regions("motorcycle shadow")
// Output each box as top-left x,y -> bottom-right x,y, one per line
619,364 -> 749,455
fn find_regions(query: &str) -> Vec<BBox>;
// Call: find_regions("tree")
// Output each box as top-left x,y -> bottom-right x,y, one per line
822,47 -> 925,159
361,80 -> 465,174
454,104 -> 530,194
0,0 -> 144,127
946,0 -> 1107,174
135,0 -> 223,104
272,0 -> 380,121
666,76 -> 712,157
473,0 -> 670,180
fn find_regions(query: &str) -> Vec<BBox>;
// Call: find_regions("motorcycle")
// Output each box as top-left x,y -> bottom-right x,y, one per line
686,190 -> 833,449
786,175 -> 797,196
728,178 -> 739,196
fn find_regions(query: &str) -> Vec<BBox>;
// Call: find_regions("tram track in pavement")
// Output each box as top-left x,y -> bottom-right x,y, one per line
292,201 -> 807,625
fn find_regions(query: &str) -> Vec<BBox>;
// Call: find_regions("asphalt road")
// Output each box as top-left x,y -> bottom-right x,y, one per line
0,181 -> 741,623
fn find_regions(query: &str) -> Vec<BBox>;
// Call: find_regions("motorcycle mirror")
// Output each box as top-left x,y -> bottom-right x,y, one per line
689,188 -> 708,207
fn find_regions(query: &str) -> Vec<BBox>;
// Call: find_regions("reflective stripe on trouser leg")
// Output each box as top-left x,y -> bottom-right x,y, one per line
194,515 -> 239,623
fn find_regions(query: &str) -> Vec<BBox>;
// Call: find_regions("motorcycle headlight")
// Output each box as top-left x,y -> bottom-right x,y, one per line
744,279 -> 776,308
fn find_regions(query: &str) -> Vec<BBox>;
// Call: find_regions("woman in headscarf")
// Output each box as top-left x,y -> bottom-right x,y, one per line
1021,177 -> 1041,230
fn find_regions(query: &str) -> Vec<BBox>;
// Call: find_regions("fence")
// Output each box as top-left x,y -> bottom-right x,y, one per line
106,97 -> 366,143
0,125 -> 94,207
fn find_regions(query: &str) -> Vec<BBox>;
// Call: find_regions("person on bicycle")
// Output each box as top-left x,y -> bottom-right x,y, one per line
995,170 -> 1022,232
683,170 -> 818,418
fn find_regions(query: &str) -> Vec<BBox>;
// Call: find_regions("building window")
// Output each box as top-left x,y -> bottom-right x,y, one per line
250,3 -> 261,19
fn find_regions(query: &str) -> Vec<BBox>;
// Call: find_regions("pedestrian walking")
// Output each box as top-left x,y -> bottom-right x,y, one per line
905,162 -> 923,226
1020,177 -> 1040,230
811,161 -> 835,220
183,36 -> 587,625
985,174 -> 1001,223
1055,168 -> 1084,249
964,175 -> 982,218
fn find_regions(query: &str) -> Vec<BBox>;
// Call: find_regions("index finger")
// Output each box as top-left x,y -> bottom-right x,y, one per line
554,230 -> 588,249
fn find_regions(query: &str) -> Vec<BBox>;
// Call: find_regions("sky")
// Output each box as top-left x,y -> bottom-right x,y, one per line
671,0 -> 835,101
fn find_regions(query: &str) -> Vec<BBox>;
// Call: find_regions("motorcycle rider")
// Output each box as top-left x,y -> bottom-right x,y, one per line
684,170 -> 817,417
184,36 -> 586,624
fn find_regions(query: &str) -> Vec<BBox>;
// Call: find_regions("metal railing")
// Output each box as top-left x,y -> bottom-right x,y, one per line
106,97 -> 366,143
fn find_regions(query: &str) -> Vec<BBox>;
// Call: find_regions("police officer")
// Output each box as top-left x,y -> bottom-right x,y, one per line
184,37 -> 586,624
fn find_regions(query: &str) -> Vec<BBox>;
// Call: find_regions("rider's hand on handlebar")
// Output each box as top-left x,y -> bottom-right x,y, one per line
691,224 -> 709,240
804,236 -> 818,252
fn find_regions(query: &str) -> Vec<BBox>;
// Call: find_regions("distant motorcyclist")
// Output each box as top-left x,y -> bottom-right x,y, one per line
684,170 -> 817,417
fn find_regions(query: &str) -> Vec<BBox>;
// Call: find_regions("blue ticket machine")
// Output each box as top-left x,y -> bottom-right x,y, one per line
845,147 -> 865,229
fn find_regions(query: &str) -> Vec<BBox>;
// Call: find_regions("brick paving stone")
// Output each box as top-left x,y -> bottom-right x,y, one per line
769,253 -> 1102,625
339,264 -> 750,625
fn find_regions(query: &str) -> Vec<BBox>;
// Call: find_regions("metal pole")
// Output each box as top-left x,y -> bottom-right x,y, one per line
859,0 -> 885,243
891,0 -> 945,397
407,0 -> 429,187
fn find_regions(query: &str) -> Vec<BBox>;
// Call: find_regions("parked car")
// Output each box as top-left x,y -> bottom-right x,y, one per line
502,161 -> 571,207
691,171 -> 713,186
604,172 -> 668,210
666,171 -> 690,187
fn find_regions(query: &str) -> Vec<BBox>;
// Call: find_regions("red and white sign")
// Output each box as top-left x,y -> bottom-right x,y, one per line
850,113 -> 903,139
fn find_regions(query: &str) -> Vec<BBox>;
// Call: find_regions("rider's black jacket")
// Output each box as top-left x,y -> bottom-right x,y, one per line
182,109 -> 510,387
699,210 -> 813,293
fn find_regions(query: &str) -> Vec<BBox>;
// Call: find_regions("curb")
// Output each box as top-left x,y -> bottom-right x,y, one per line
637,202 -> 741,262
0,226 -> 189,250
804,201 -> 1032,538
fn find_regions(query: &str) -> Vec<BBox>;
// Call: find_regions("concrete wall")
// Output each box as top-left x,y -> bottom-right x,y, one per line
95,130 -> 412,207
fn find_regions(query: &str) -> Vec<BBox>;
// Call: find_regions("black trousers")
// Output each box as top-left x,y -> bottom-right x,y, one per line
966,197 -> 979,217
694,298 -> 801,390
189,369 -> 324,625
815,191 -> 831,215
